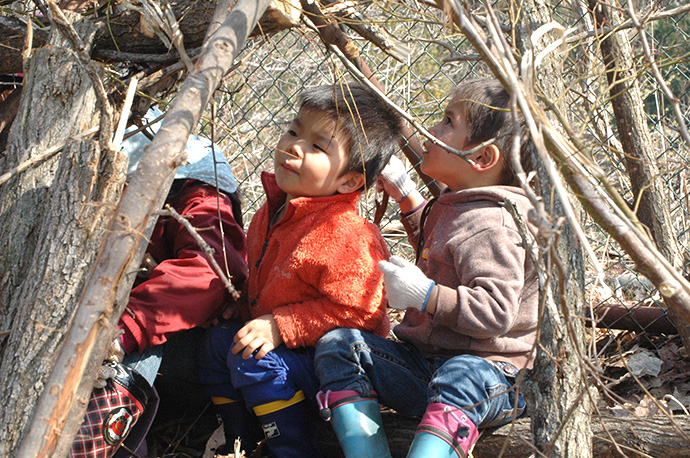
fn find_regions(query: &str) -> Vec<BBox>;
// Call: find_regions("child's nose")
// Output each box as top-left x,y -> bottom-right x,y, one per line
286,141 -> 304,158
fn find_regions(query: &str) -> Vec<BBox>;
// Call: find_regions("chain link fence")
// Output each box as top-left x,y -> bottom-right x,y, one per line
194,1 -> 690,339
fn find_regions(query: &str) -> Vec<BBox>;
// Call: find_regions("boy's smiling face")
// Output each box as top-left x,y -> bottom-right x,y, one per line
274,108 -> 362,201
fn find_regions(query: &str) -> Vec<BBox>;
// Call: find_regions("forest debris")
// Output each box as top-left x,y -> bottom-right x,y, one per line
633,395 -> 669,416
203,426 -> 225,458
626,347 -> 664,377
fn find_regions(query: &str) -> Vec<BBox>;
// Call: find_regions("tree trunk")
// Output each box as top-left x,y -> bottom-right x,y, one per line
589,0 -> 690,350
13,2 -> 273,456
513,0 -> 594,456
0,13 -> 125,457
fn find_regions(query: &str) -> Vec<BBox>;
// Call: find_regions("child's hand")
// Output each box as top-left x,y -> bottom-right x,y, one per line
377,156 -> 416,203
232,314 -> 283,360
378,256 -> 436,313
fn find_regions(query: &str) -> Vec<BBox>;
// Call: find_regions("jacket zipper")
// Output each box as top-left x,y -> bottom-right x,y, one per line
251,205 -> 286,306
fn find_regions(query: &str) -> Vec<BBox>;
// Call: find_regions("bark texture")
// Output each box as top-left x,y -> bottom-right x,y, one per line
314,414 -> 690,458
0,0 -> 301,75
0,14 -> 125,455
513,0 -> 594,456
13,2 -> 272,456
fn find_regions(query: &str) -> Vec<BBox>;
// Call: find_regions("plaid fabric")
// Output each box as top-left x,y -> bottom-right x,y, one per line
69,363 -> 149,458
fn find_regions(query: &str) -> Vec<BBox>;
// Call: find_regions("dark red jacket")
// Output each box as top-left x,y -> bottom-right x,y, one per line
119,180 -> 248,352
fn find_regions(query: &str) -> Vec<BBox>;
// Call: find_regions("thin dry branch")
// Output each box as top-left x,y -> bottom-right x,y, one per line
625,2 -> 690,147
442,0 -> 690,324
0,126 -> 100,186
162,205 -> 240,300
309,20 -> 481,163
298,2 -> 442,196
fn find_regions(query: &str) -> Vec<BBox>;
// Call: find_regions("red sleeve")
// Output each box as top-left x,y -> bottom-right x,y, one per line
120,182 -> 248,351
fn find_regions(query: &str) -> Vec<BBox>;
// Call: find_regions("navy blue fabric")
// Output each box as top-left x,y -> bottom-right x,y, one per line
197,321 -> 320,409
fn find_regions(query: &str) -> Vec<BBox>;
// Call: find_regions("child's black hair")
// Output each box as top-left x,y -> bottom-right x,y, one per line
452,79 -> 533,187
299,83 -> 403,189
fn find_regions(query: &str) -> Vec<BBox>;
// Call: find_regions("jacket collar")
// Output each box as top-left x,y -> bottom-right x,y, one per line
260,171 -> 361,220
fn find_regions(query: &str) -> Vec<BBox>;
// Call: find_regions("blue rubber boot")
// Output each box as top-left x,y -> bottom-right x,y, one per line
253,390 -> 321,458
406,403 -> 479,458
317,390 -> 392,458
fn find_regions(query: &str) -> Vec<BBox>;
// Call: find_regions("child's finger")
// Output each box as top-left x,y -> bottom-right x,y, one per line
389,255 -> 408,268
242,338 -> 262,360
254,342 -> 274,360
231,340 -> 245,355
232,329 -> 252,354
378,260 -> 396,275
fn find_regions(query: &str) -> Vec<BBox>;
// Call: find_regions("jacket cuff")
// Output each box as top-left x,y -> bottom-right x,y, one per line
428,284 -> 454,322
118,312 -> 146,353
273,307 -> 300,348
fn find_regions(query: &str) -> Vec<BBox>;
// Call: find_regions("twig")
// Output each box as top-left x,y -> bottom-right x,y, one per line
620,357 -> 690,443
15,1 -> 272,456
93,47 -> 201,64
303,16 -> 480,164
112,73 -> 141,151
565,3 -> 690,46
162,205 -> 240,300
46,1 -> 113,152
663,395 -> 690,416
21,10 -> 33,73
411,38 -> 482,62
299,1 -> 442,195
120,0 -> 193,71
0,110 -> 171,188
320,0 -> 411,61
0,126 -> 99,186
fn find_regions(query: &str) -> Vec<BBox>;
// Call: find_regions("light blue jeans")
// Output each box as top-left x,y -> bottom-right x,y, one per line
314,328 -> 525,428
123,344 -> 164,386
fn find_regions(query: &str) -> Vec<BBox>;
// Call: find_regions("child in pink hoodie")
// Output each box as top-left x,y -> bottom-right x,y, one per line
315,78 -> 539,458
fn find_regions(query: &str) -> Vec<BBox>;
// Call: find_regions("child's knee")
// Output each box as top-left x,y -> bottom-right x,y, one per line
315,328 -> 362,358
197,325 -> 240,374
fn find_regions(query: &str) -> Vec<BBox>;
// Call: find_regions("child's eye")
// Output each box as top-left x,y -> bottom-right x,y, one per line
444,116 -> 452,125
313,144 -> 326,152
287,129 -> 297,136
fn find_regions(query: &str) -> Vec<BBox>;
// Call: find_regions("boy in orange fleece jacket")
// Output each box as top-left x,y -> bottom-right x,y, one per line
198,83 -> 402,457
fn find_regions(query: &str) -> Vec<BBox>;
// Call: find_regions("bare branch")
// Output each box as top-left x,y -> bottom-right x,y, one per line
626,2 -> 690,147
163,205 -> 240,300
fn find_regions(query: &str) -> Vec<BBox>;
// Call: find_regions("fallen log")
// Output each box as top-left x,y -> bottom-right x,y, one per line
312,413 -> 690,457
0,1 -> 301,75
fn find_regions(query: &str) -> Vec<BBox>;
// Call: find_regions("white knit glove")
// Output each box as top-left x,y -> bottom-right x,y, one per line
378,256 -> 435,313
376,156 -> 416,203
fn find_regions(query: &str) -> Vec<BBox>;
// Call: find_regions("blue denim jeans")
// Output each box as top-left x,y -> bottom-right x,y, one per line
314,328 -> 525,428
123,344 -> 164,386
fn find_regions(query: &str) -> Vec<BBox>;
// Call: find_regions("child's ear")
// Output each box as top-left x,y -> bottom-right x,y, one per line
471,144 -> 501,171
337,172 -> 365,194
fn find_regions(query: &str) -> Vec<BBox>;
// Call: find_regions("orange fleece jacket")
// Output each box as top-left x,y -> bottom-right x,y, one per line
244,172 -> 390,348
